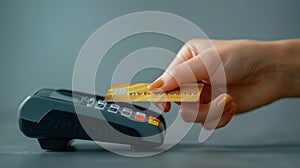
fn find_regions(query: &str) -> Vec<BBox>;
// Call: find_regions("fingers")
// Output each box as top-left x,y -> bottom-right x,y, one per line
203,103 -> 237,130
148,56 -> 208,92
148,40 -> 198,92
165,39 -> 213,71
152,102 -> 171,112
152,93 -> 237,130
149,50 -> 220,92
165,42 -> 197,71
150,79 -> 211,113
180,94 -> 233,126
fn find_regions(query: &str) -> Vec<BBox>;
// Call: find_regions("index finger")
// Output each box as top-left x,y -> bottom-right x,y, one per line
166,42 -> 197,71
148,41 -> 197,91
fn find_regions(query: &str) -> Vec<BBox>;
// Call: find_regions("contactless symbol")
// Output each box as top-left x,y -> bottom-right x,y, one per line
73,11 -> 225,157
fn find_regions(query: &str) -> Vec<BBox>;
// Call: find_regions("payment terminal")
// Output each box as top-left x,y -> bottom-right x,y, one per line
18,88 -> 166,151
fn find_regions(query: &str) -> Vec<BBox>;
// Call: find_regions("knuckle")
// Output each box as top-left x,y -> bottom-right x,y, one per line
185,39 -> 200,55
171,66 -> 184,85
179,111 -> 194,122
187,38 -> 200,44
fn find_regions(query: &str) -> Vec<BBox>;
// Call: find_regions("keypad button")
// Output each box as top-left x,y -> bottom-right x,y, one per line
121,107 -> 132,117
95,100 -> 107,110
148,116 -> 160,126
108,104 -> 119,113
86,98 -> 96,107
134,112 -> 146,122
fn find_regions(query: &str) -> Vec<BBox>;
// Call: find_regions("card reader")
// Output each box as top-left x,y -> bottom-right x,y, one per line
18,89 -> 166,151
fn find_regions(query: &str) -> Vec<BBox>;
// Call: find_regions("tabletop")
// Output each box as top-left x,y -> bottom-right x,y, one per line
1,111 -> 300,168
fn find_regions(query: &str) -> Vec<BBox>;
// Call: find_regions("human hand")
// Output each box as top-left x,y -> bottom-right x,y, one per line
148,39 -> 300,130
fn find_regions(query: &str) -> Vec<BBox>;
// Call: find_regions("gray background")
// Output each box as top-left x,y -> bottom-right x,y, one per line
1,0 -> 300,167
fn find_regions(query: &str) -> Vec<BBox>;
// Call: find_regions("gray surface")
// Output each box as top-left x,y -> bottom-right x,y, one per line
1,0 -> 300,167
1,116 -> 300,167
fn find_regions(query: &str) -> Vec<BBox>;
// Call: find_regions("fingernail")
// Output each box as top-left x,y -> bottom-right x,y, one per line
158,103 -> 165,111
148,78 -> 164,91
224,103 -> 233,111
218,95 -> 232,108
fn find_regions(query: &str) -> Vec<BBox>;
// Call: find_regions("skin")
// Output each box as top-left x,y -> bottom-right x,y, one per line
148,39 -> 300,130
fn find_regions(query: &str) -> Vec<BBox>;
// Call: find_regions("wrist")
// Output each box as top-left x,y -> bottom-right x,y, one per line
264,39 -> 300,98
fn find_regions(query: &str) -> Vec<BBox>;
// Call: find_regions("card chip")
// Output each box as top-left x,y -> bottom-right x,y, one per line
112,89 -> 128,94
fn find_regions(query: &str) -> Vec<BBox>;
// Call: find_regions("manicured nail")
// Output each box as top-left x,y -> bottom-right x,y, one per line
157,103 -> 165,111
148,78 -> 164,91
218,95 -> 232,108
224,103 -> 233,111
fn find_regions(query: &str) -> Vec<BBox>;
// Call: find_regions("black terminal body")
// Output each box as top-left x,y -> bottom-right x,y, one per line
18,89 -> 166,151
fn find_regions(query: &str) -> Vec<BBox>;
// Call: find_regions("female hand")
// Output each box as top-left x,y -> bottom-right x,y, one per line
148,39 -> 300,130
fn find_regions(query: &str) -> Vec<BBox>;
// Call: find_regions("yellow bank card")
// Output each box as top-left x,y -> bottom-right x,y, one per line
104,83 -> 203,102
